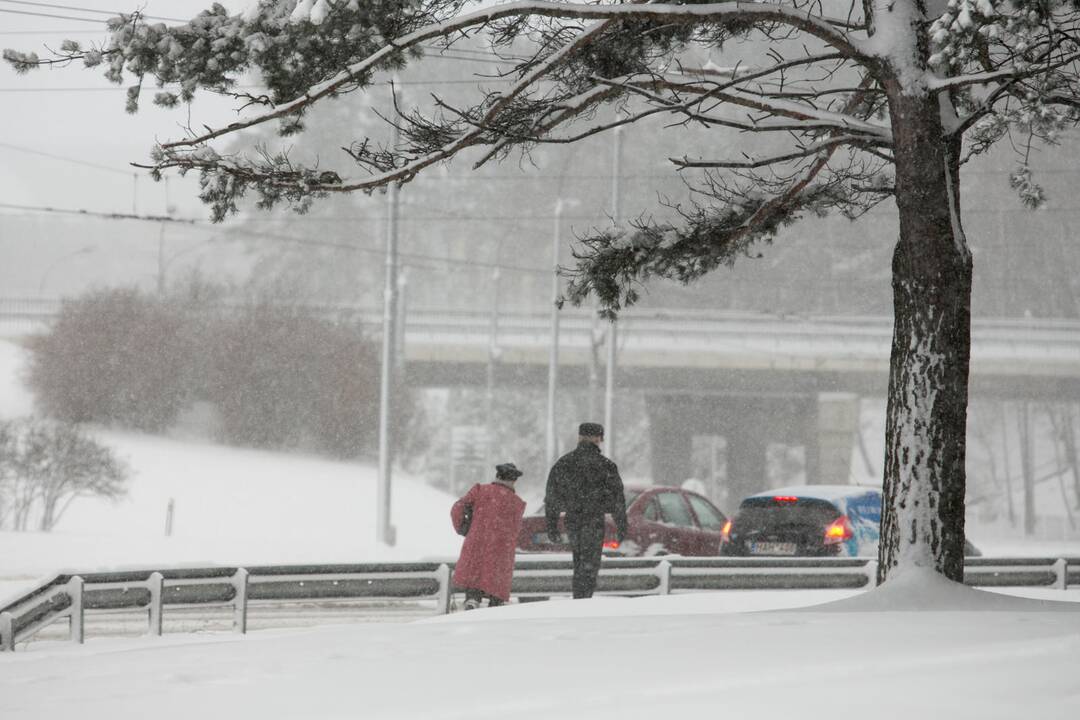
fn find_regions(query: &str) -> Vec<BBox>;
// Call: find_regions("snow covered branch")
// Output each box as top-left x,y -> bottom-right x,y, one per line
670,135 -> 882,169
148,1 -> 866,153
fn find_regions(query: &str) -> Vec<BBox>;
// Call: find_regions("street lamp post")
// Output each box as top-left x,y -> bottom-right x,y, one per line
605,127 -> 623,458
376,101 -> 401,548
545,200 -> 564,467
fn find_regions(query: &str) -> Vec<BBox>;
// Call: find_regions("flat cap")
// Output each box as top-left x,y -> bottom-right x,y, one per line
495,462 -> 523,480
578,422 -> 604,438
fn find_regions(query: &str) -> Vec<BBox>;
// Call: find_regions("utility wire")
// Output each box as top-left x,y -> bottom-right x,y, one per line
0,76 -> 515,91
0,202 -> 555,275
0,201 -> 192,223
0,141 -> 132,175
0,7 -> 104,21
0,28 -> 105,33
0,0 -> 182,22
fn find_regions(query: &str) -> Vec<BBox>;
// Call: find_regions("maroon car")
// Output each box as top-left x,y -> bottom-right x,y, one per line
517,485 -> 729,557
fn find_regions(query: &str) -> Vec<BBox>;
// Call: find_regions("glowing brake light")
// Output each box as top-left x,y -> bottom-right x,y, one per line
824,515 -> 854,544
773,496 -> 799,504
603,540 -> 620,550
721,519 -> 733,542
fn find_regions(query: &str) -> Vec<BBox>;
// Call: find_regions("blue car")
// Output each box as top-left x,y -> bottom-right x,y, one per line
720,485 -> 981,558
720,485 -> 883,557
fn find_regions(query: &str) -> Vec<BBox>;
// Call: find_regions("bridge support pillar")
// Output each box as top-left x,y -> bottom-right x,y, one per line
726,418 -> 769,504
646,394 -> 694,485
814,392 -> 859,485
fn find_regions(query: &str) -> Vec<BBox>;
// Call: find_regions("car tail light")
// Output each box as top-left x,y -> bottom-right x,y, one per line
824,515 -> 854,544
721,519 -> 732,542
603,540 -> 620,550
773,496 -> 799,503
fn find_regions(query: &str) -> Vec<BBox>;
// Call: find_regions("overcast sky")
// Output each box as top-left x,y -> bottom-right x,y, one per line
0,1 -> 251,218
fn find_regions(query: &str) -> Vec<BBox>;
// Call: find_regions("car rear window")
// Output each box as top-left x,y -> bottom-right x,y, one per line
735,496 -> 840,528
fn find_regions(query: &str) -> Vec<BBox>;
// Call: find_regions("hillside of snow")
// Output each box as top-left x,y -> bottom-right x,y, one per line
0,338 -> 463,603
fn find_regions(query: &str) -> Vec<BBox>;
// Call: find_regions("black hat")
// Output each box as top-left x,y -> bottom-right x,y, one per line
495,462 -> 523,480
578,422 -> 604,438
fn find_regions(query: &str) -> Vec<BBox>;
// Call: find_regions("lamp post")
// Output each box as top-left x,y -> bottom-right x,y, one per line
545,200 -> 564,467
38,245 -> 95,296
376,91 -> 402,548
604,127 -> 623,458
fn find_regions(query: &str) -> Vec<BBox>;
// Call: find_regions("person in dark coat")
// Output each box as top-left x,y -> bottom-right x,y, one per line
544,422 -> 628,599
451,463 -> 527,610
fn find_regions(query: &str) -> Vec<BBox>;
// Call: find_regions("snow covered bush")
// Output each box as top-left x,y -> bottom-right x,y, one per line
27,288 -> 192,433
205,299 -> 409,457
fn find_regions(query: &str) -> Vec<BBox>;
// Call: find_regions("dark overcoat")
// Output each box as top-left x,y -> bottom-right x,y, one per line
544,440 -> 629,537
451,482 -> 526,601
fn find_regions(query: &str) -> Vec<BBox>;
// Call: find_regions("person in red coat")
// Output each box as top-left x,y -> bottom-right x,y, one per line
451,463 -> 527,610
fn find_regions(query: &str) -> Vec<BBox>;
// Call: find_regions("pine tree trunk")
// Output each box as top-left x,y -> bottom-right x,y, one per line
877,91 -> 973,583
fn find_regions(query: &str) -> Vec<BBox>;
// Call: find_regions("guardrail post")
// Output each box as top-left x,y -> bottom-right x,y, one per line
0,611 -> 14,652
68,575 -> 84,645
147,572 -> 164,636
864,560 -> 879,588
656,560 -> 672,595
233,568 -> 249,634
1052,558 -> 1068,590
435,564 -> 452,614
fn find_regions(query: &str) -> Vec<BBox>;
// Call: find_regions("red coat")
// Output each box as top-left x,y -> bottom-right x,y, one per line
451,482 -> 526,601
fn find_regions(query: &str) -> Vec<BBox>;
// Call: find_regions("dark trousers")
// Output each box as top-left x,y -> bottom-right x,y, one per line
569,523 -> 605,599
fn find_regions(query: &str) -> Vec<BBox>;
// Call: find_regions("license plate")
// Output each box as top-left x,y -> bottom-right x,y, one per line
750,541 -> 797,555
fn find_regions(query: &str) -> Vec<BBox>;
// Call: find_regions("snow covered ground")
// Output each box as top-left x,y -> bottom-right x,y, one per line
1,570 -> 1078,720
3,338 -> 1080,718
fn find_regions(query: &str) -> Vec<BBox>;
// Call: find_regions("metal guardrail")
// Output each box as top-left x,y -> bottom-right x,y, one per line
2,556 -> 1077,651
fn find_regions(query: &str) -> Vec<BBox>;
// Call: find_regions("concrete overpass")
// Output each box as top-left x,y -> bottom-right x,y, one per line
402,309 -> 1080,398
7,299 -> 1076,392
399,308 -> 1080,496
5,299 -> 1080,498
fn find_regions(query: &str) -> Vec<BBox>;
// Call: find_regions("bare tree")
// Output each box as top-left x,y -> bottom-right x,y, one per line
8,0 -> 1080,582
0,419 -> 129,532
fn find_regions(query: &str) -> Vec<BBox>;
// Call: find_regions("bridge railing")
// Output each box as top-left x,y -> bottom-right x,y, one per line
4,299 -> 1080,374
2,556 -> 1076,651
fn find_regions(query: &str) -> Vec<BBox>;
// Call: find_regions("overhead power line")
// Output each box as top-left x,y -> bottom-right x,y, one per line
0,75 -> 515,92
0,0 -> 182,22
0,201 -> 192,223
0,28 -> 105,34
0,202 -> 554,275
0,7 -> 104,22
0,141 -> 132,175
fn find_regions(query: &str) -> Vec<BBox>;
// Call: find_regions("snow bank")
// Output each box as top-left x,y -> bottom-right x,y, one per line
2,592 -> 1078,720
810,565 -> 1080,612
